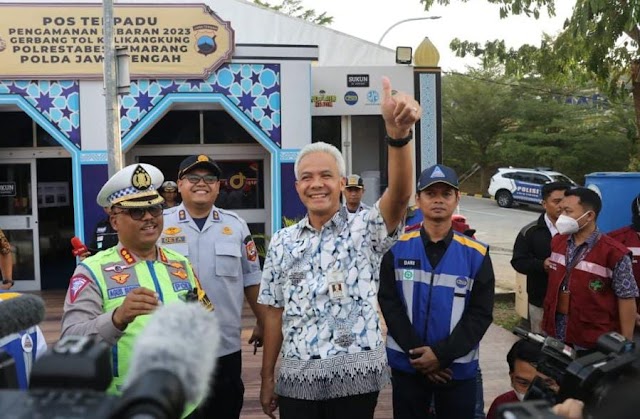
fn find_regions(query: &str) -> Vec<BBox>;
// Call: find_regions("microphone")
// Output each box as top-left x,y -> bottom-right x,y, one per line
0,293 -> 46,339
112,302 -> 220,419
70,236 -> 89,257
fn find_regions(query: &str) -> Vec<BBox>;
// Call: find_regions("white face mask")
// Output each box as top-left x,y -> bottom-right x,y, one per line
556,212 -> 591,235
514,390 -> 526,401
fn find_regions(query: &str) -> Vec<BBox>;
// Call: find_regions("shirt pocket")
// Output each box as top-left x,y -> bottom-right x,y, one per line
215,241 -> 241,278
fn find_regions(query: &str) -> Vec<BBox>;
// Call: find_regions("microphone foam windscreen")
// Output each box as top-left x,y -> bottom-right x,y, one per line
0,293 -> 46,338
124,302 -> 220,404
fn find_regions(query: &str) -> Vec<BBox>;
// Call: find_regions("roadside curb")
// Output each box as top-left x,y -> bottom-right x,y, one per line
460,192 -> 492,199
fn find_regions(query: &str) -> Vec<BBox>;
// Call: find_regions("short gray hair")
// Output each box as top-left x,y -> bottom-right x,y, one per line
294,142 -> 346,180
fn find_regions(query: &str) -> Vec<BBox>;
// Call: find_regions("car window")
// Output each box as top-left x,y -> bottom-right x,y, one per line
514,172 -> 535,182
530,174 -> 550,185
550,174 -> 575,185
501,172 -> 514,179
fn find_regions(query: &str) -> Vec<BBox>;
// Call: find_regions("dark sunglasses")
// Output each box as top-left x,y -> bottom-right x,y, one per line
112,204 -> 163,220
182,174 -> 218,184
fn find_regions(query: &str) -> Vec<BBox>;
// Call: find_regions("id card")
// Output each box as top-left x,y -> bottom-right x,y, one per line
328,270 -> 346,300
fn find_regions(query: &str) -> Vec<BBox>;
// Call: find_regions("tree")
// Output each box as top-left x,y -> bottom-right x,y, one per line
442,69 -> 514,190
421,0 -> 640,169
442,70 -> 635,188
253,0 -> 333,26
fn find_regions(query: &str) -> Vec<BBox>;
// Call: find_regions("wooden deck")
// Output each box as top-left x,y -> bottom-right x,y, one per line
36,290 -> 516,418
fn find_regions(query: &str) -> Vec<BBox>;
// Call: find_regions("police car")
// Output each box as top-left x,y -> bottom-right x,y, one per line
488,167 -> 576,208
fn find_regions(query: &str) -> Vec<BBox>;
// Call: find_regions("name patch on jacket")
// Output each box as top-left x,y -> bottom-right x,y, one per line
173,281 -> 192,293
108,285 -> 139,299
398,258 -> 421,269
162,236 -> 186,244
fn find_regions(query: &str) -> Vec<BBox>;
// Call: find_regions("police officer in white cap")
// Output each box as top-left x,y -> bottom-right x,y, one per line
160,180 -> 180,209
61,163 -> 208,416
160,154 -> 263,419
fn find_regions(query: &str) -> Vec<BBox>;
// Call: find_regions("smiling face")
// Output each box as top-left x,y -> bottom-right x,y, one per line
416,183 -> 460,222
110,206 -> 163,254
295,151 -> 345,225
178,168 -> 220,211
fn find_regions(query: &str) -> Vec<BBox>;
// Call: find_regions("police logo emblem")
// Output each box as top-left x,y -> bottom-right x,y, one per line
403,270 -> 414,281
193,25 -> 217,56
21,334 -> 33,353
222,226 -> 233,235
197,154 -> 209,162
131,165 -> 152,190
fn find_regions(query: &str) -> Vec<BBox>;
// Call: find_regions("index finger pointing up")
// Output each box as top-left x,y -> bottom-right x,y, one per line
381,76 -> 393,101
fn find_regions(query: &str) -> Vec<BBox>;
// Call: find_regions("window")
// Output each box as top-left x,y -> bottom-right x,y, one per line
0,112 -> 33,147
203,111 -> 257,144
138,111 -> 200,145
311,116 -> 341,150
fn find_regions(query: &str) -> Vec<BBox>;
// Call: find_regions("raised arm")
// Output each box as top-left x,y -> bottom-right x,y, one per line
378,76 -> 421,233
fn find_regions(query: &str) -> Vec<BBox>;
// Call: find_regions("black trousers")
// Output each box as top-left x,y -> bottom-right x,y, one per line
391,369 -> 476,419
278,392 -> 379,419
192,351 -> 244,419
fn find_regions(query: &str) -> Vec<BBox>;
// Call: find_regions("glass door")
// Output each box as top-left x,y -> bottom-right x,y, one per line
0,161 -> 41,291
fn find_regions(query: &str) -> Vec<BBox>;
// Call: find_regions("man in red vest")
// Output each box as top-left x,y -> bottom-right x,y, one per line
608,194 -> 640,319
542,187 -> 638,349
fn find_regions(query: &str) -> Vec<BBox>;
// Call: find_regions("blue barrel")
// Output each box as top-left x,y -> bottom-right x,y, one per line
584,172 -> 640,233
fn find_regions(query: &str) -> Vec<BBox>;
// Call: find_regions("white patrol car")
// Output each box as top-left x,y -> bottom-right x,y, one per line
488,167 -> 576,208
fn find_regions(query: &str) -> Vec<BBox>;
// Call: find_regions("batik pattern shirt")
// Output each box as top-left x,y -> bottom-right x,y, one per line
258,202 -> 401,400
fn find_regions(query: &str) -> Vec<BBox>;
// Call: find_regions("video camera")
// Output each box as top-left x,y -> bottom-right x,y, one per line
498,327 -> 640,418
0,335 -> 187,419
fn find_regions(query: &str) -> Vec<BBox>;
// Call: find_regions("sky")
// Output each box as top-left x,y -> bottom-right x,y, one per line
301,0 -> 576,72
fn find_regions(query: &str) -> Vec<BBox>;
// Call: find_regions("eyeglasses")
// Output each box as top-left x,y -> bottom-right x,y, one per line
182,174 -> 218,184
112,204 -> 163,220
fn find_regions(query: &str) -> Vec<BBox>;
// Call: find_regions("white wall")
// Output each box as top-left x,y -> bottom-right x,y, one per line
79,81 -> 107,151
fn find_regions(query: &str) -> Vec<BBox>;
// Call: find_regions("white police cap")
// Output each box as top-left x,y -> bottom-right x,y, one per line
96,164 -> 165,208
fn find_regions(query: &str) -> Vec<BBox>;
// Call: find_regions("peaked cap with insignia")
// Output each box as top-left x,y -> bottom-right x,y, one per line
97,163 -> 165,208
417,164 -> 459,191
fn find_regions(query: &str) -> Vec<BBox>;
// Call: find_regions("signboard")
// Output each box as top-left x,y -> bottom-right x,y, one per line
347,74 -> 369,88
0,182 -> 16,197
0,3 -> 235,79
312,66 -> 414,116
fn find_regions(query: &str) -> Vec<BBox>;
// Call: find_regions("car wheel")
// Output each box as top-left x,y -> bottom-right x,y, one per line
495,190 -> 513,208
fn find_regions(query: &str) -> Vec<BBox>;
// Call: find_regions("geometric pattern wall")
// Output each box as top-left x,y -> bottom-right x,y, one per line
0,80 -> 81,148
122,63 -> 282,146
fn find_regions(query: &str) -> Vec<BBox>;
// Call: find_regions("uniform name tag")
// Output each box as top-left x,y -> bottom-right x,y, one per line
107,285 -> 138,300
399,258 -> 421,269
328,270 -> 347,300
162,236 -> 186,244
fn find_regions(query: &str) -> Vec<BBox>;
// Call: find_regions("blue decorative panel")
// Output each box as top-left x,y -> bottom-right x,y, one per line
419,73 -> 437,169
122,63 -> 281,146
0,80 -> 80,148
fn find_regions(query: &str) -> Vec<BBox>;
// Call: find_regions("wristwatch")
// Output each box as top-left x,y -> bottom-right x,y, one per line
385,130 -> 413,148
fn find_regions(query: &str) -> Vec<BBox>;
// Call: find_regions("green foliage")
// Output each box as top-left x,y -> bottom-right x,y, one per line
421,0 -> 640,167
253,0 -> 333,26
442,70 -> 635,186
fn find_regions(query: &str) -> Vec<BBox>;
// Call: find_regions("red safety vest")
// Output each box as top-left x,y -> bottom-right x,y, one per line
542,233 -> 630,348
608,226 -> 640,287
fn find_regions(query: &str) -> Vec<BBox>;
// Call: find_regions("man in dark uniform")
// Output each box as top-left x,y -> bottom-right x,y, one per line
511,182 -> 571,333
88,207 -> 119,255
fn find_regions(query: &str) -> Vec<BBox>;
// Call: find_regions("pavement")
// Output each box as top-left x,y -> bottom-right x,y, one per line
37,289 -> 519,418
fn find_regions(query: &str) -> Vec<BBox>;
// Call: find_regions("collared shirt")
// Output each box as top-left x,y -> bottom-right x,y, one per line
344,202 -> 371,222
161,203 -> 262,356
258,202 -> 400,400
544,213 -> 559,237
555,229 -> 638,340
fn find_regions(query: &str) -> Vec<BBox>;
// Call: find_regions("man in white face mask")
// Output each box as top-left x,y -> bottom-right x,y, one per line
486,339 -> 557,419
541,187 -> 638,349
